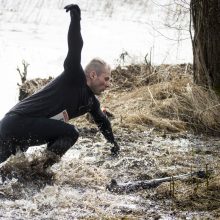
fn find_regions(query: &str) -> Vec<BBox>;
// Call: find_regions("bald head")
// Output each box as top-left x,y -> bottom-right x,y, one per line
85,58 -> 111,95
84,58 -> 111,77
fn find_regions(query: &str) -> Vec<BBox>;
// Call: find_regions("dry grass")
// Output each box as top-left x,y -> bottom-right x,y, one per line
18,77 -> 53,100
100,63 -> 220,134
156,175 -> 220,216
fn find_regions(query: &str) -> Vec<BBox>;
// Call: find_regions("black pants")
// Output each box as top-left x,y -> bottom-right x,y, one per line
0,113 -> 79,163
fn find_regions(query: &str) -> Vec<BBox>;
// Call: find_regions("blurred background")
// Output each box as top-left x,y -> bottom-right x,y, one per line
0,0 -> 191,117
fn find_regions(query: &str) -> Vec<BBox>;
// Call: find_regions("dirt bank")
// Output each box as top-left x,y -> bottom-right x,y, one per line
2,63 -> 218,219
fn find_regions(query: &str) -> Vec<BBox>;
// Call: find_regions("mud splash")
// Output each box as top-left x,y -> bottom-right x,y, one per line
0,127 -> 219,219
1,63 -> 220,218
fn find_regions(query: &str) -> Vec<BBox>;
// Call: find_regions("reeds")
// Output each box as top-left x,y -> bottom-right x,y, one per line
106,63 -> 220,134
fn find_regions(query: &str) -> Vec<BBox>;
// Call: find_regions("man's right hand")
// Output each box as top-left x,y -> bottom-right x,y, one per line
64,4 -> 81,20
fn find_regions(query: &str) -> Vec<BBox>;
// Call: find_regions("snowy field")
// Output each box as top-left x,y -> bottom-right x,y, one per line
0,0 -> 192,117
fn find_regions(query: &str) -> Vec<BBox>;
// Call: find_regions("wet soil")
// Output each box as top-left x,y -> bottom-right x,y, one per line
1,63 -> 220,219
0,125 -> 219,219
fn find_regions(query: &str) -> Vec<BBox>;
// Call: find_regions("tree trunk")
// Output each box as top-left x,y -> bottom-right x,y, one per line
190,0 -> 220,90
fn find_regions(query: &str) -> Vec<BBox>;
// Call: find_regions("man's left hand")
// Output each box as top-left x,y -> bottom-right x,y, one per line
64,4 -> 81,20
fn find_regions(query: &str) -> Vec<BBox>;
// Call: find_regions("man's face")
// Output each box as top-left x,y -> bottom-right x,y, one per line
89,70 -> 111,95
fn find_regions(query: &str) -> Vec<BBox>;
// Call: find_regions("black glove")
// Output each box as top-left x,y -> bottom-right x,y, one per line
110,141 -> 120,156
64,4 -> 81,20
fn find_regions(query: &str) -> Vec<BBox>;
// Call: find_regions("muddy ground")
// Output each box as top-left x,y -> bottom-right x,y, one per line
0,127 -> 219,219
0,63 -> 220,219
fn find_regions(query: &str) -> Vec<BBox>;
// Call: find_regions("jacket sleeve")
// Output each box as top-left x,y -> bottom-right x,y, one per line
90,97 -> 115,144
63,8 -> 83,71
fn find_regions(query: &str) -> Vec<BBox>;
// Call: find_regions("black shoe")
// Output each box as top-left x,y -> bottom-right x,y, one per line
43,150 -> 60,169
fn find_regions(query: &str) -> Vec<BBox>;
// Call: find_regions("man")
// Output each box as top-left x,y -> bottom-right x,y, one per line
0,4 -> 119,166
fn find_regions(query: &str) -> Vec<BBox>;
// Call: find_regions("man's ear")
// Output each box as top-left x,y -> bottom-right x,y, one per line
89,71 -> 97,80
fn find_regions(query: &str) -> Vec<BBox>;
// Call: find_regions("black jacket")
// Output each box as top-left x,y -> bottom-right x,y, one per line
7,8 -> 115,144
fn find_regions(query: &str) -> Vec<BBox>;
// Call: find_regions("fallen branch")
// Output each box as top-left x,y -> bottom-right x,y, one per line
106,170 -> 208,193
